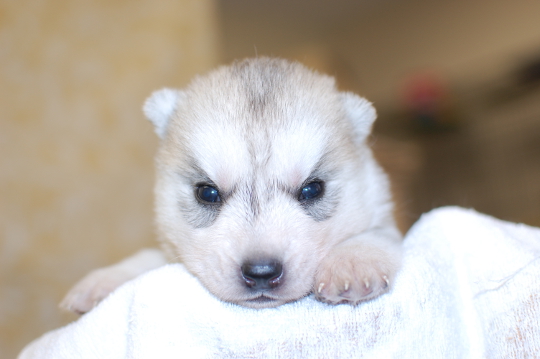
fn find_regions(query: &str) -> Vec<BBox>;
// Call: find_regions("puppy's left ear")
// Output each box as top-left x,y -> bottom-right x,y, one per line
143,88 -> 184,139
340,92 -> 377,144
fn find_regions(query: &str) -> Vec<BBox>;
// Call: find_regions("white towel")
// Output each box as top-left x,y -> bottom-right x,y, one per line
18,207 -> 540,359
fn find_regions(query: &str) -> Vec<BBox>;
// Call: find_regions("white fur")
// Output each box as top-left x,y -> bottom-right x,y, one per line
340,92 -> 377,143
143,88 -> 182,139
61,58 -> 402,313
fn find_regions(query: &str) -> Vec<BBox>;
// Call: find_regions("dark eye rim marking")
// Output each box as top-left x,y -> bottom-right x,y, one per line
297,179 -> 325,203
195,183 -> 222,205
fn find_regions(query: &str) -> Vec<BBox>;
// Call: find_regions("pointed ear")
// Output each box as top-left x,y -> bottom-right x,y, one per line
340,92 -> 377,144
143,88 -> 184,139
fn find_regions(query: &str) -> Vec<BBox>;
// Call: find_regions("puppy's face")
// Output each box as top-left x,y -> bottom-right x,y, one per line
145,58 -> 379,307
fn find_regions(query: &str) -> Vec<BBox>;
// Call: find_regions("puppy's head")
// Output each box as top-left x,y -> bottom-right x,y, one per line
144,58 -> 382,308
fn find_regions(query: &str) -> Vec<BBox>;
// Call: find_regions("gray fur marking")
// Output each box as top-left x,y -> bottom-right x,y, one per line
179,160 -> 222,229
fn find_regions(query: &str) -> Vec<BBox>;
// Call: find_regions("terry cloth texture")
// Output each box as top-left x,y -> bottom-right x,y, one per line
19,207 -> 540,358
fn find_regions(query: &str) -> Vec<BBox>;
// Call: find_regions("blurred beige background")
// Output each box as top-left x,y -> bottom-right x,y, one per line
0,0 -> 218,357
2,0 -> 540,357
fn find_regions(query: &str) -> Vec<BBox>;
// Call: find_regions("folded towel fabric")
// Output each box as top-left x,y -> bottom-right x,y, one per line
19,207 -> 540,358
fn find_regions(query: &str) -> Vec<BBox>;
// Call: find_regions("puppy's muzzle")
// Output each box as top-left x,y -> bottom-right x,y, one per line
241,261 -> 283,290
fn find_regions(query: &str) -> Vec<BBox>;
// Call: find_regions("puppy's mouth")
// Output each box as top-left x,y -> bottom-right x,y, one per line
246,295 -> 277,304
246,294 -> 275,304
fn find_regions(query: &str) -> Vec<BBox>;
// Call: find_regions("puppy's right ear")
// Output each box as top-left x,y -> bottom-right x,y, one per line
143,88 -> 184,139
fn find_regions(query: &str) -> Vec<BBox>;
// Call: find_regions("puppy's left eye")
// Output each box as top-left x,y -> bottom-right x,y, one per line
298,181 -> 324,201
196,185 -> 221,204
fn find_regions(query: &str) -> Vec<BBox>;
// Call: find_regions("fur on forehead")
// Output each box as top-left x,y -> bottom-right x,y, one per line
183,58 -> 343,129
144,58 -> 377,179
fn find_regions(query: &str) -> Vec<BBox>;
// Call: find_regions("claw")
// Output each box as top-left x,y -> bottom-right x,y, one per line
383,275 -> 390,288
317,282 -> 325,294
363,278 -> 370,289
344,281 -> 350,291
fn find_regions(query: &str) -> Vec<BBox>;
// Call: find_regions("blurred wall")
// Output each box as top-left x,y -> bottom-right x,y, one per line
0,0 -> 218,357
332,0 -> 540,107
220,0 -> 540,107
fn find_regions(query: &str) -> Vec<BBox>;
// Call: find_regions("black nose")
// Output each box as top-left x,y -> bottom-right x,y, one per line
241,261 -> 283,290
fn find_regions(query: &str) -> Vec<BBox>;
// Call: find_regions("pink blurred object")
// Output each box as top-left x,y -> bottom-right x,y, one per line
402,71 -> 454,130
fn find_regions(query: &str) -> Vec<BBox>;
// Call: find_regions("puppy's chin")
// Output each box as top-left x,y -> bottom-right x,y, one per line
235,294 -> 304,309
216,283 -> 314,309
239,296 -> 283,309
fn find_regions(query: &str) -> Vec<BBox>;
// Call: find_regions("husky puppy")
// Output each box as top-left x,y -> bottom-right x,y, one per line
61,58 -> 402,314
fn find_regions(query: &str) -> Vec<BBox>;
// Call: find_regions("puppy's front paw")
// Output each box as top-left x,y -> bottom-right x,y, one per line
314,242 -> 400,305
60,267 -> 131,314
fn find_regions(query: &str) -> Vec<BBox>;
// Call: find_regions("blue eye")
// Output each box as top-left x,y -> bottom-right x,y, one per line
299,181 -> 324,201
196,185 -> 221,204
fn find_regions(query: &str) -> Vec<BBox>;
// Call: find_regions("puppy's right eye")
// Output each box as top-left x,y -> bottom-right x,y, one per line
196,185 -> 221,204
